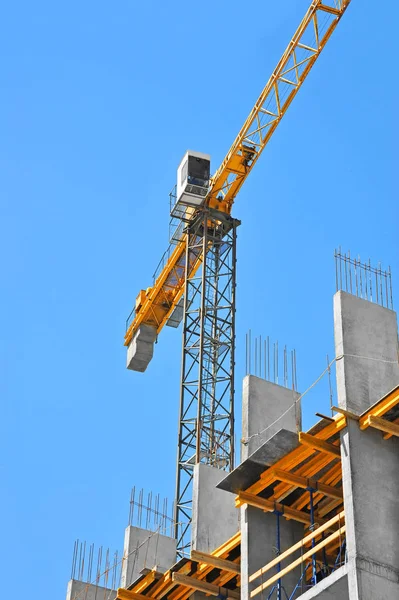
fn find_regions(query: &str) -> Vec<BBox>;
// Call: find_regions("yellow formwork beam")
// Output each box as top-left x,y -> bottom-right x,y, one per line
171,573 -> 240,600
117,590 -> 157,600
236,491 -> 329,528
366,415 -> 399,438
359,386 -> 399,430
272,468 -> 343,500
298,432 -> 341,457
190,549 -> 240,574
383,417 -> 399,440
247,415 -> 346,498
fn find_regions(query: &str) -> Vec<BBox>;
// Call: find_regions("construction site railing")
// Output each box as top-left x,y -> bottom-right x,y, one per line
249,510 -> 346,597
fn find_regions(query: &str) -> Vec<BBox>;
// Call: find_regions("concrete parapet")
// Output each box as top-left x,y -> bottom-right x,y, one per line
120,526 -> 176,588
295,565 -> 348,599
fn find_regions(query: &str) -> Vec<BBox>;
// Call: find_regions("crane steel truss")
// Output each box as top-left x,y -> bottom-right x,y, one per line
125,0 -> 352,556
124,0 -> 351,350
174,210 -> 239,555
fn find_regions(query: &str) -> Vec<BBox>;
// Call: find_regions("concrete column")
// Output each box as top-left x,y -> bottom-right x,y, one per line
240,376 -> 303,600
334,291 -> 399,600
191,463 -> 239,553
120,527 -> 177,588
66,580 -> 116,600
241,375 -> 301,461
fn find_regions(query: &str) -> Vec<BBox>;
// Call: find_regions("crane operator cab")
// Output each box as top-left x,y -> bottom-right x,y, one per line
171,150 -> 211,221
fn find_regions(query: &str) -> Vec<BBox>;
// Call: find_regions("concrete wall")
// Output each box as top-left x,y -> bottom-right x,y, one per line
241,375 -> 301,461
334,291 -> 399,413
191,463 -> 239,552
240,376 -> 303,600
240,505 -> 304,600
120,526 -> 177,588
66,579 -> 116,600
297,565 -> 348,599
334,291 -> 399,600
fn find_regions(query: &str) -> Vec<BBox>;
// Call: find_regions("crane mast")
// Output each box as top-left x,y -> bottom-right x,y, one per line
174,209 -> 239,554
125,0 -> 352,556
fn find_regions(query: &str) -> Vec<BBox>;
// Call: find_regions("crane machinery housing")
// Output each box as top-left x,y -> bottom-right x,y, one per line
124,0 -> 352,556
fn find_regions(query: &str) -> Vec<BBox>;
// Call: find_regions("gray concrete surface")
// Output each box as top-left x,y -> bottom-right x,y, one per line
334,291 -> 399,413
191,463 -> 239,552
334,291 -> 399,599
120,526 -> 176,588
241,376 -> 301,462
348,557 -> 399,600
126,324 -> 157,372
297,565 -> 348,599
240,505 -> 304,600
238,377 -> 304,600
218,429 -> 299,494
66,579 -> 116,600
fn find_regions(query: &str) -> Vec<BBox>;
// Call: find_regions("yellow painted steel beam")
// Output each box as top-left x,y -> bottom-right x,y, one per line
124,239 -> 190,346
299,432 -> 341,457
207,0 -> 352,214
171,573 -> 240,600
359,386 -> 399,430
125,0 -> 352,348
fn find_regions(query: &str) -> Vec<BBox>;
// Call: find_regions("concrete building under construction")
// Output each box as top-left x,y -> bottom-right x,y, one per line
65,2 -> 398,600
66,251 -> 399,600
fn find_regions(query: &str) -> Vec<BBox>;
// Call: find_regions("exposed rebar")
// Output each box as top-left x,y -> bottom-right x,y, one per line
334,249 -> 393,309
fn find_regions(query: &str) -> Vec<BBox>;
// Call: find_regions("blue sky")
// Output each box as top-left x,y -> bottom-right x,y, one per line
1,1 -> 398,597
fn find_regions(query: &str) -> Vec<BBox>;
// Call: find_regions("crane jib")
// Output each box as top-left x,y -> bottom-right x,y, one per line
125,0 -> 352,359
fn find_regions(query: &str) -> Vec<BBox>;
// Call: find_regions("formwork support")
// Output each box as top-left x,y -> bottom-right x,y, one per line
174,209 -> 239,556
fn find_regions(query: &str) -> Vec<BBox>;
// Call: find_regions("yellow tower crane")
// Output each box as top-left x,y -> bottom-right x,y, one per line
124,0 -> 352,555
